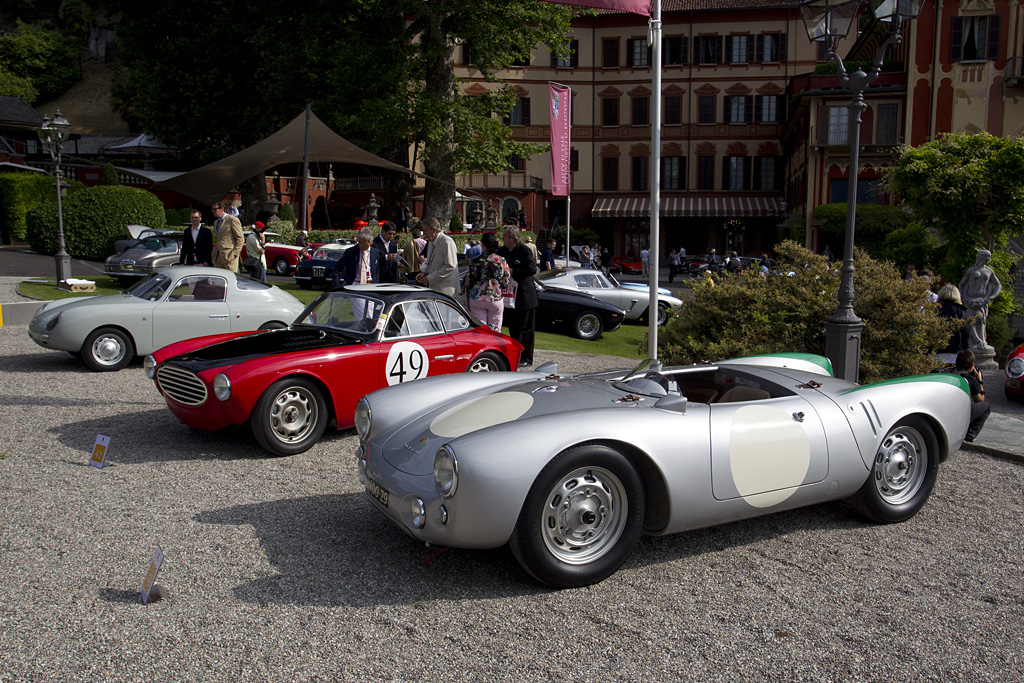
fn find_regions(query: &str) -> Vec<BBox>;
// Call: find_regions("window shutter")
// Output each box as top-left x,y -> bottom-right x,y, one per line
753,157 -> 763,190
743,156 -> 752,190
722,159 -> 729,189
715,35 -> 723,64
817,104 -> 827,146
747,35 -> 755,63
626,39 -> 635,67
755,34 -> 764,63
744,96 -> 753,124
777,95 -> 785,122
723,95 -> 732,123
950,17 -> 963,62
987,15 -> 1001,60
550,50 -> 558,68
779,33 -> 788,62
524,98 -> 531,126
681,36 -> 689,64
775,157 -> 784,191
754,96 -> 763,123
647,45 -> 653,66
860,106 -> 873,145
725,36 -> 733,63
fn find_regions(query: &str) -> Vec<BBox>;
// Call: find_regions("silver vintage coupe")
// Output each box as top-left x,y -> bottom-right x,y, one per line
356,354 -> 971,587
28,266 -> 306,371
535,268 -> 683,325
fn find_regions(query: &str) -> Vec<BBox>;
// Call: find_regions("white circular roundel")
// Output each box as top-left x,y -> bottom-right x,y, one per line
385,341 -> 430,386
729,404 -> 811,508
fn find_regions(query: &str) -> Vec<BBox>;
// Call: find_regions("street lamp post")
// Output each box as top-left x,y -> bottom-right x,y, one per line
37,111 -> 73,289
800,0 -> 920,381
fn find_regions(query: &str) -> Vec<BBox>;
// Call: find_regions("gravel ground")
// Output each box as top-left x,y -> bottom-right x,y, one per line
1,327 -> 1023,682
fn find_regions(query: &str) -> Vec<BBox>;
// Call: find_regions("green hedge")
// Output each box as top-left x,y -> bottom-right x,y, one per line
0,172 -> 85,243
811,203 -> 911,262
657,241 -> 955,384
26,186 -> 167,259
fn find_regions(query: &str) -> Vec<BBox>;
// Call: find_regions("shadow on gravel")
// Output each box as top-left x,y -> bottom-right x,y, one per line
98,588 -> 143,604
0,351 -> 145,374
197,493 -> 866,607
0,393 -> 141,408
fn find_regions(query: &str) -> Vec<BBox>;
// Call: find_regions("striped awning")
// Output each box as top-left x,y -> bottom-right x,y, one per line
592,196 -> 784,218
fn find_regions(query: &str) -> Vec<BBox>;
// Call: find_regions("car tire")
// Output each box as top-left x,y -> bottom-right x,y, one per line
258,321 -> 287,331
1005,386 -> 1024,402
573,312 -> 603,340
640,302 -> 671,326
273,257 -> 290,276
467,351 -> 506,372
509,444 -> 646,588
82,327 -> 134,372
251,377 -> 328,456
849,416 -> 939,524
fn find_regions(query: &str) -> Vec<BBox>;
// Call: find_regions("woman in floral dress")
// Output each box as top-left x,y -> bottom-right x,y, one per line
464,232 -> 511,332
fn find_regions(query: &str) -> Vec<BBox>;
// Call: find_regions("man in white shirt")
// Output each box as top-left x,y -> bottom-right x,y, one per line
415,217 -> 460,296
640,246 -> 650,277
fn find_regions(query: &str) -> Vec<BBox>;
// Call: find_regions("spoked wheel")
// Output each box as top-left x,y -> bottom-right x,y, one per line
467,351 -> 506,373
656,302 -> 670,326
850,416 -> 939,523
573,312 -> 603,340
510,445 -> 645,588
252,377 -> 327,456
82,327 -> 134,372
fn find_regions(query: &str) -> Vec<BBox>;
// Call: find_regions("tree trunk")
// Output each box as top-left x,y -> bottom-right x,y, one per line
421,12 -> 456,228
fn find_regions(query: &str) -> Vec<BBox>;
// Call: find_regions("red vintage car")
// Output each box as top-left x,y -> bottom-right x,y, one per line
608,256 -> 643,274
240,231 -> 304,276
146,285 -> 523,456
1005,343 -> 1024,401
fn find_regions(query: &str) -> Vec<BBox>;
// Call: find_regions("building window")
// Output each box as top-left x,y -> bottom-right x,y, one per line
632,156 -> 648,191
724,95 -> 752,124
632,97 -> 649,125
756,95 -> 779,123
876,103 -> 899,144
602,98 -> 619,126
510,53 -> 530,67
664,36 -> 687,65
664,96 -> 682,125
506,97 -> 531,126
626,38 -> 650,67
602,157 -> 619,191
509,154 -> 525,172
757,33 -> 786,63
697,156 -> 715,190
724,156 -> 748,190
461,43 -> 474,65
828,106 -> 848,145
698,95 -> 716,124
728,35 -> 750,64
950,15 -> 1001,62
695,35 -> 721,64
603,38 -> 619,68
754,156 -> 777,191
661,156 -> 684,190
551,40 -> 579,68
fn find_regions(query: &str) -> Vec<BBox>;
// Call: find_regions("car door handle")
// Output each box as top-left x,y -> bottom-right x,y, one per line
209,314 -> 229,318
434,354 -> 454,360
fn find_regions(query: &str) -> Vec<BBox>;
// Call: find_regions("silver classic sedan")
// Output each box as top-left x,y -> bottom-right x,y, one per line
28,266 -> 307,371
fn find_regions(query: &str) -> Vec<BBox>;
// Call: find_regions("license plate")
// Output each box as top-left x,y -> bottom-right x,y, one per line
366,472 -> 389,507
313,266 -> 324,278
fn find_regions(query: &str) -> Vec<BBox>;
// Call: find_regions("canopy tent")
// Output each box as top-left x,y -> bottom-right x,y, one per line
108,134 -> 175,151
155,110 -> 413,204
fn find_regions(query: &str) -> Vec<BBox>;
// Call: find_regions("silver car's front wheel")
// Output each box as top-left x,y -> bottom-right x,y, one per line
82,327 -> 133,372
252,377 -> 328,456
510,445 -> 645,588
850,416 -> 939,524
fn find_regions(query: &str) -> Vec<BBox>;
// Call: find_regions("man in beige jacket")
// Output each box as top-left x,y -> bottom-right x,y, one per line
211,201 -> 244,272
415,217 -> 460,297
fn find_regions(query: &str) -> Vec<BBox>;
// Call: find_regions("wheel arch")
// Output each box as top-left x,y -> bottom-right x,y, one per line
245,370 -> 338,428
908,411 -> 952,463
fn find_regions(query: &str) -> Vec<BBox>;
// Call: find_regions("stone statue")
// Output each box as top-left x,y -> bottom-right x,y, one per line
959,249 -> 1002,354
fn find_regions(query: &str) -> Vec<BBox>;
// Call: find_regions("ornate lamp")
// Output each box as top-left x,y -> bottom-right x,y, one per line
38,111 -> 73,289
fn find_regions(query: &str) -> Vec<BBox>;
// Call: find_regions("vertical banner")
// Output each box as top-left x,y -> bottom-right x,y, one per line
548,83 -> 571,198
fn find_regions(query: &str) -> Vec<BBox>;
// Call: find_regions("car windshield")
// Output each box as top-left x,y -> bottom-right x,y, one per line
313,248 -> 349,261
611,358 -> 673,397
129,273 -> 172,301
138,237 -> 179,253
295,291 -> 385,336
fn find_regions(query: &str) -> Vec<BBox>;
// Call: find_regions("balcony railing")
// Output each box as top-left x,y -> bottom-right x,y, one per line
1006,56 -> 1024,88
457,173 -> 544,191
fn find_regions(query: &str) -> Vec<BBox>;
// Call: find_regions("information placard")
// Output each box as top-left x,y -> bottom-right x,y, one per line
90,435 -> 110,469
141,545 -> 164,604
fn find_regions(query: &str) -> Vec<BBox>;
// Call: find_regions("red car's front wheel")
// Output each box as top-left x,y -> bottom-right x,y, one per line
252,377 -> 328,456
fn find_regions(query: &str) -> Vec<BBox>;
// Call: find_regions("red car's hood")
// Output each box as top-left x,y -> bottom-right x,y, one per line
163,326 -> 365,373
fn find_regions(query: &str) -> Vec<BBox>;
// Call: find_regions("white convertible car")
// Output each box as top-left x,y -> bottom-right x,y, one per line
28,266 -> 306,371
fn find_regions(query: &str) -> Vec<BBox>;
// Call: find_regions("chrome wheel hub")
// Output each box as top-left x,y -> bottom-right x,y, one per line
873,427 -> 927,505
578,315 -> 599,337
541,467 -> 627,565
269,388 -> 316,443
92,335 -> 124,365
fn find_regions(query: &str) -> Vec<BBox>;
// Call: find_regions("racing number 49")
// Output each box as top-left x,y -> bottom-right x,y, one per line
388,347 -> 427,383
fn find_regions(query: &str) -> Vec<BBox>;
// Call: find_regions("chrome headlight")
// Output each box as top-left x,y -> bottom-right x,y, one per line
433,445 -> 459,498
1007,357 -> 1024,379
143,355 -> 157,379
410,497 -> 426,529
354,398 -> 371,440
213,374 -> 231,401
44,312 -> 62,331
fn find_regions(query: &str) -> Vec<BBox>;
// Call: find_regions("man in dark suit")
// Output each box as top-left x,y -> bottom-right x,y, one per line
498,225 -> 539,368
372,221 -> 401,283
333,227 -> 382,287
179,208 -> 213,265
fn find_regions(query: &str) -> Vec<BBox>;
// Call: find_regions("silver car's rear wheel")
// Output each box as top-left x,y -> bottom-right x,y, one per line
850,416 -> 938,523
82,327 -> 133,372
510,445 -> 645,587
252,377 -> 327,456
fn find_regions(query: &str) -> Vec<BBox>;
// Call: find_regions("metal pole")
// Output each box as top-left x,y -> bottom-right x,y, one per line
299,103 -> 311,232
647,0 -> 662,359
53,159 -> 71,288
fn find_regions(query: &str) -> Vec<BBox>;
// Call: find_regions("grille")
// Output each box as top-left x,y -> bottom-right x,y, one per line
157,365 -> 208,406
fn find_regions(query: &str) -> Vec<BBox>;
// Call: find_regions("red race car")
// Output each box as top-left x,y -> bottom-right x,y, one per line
240,231 -> 305,276
608,256 -> 643,274
1005,343 -> 1024,401
146,284 -> 523,456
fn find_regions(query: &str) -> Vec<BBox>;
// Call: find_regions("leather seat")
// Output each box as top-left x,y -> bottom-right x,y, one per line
714,385 -> 770,403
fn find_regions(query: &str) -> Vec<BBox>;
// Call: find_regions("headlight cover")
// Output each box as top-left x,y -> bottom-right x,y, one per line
433,445 -> 458,498
213,373 -> 231,401
1008,357 -> 1024,379
354,398 -> 371,440
143,355 -> 157,379
44,312 -> 62,331
410,497 -> 426,529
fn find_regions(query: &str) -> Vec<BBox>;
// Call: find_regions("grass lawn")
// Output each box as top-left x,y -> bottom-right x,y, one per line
18,278 -> 648,360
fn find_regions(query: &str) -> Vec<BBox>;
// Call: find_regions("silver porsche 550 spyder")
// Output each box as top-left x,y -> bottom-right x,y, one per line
355,354 -> 971,588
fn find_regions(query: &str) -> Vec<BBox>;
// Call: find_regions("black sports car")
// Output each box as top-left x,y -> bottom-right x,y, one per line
535,280 -> 626,340
293,245 -> 353,289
